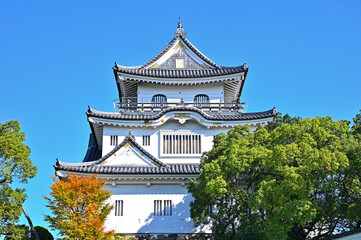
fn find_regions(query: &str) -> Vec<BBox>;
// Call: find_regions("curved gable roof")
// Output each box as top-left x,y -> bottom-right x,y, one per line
113,23 -> 248,78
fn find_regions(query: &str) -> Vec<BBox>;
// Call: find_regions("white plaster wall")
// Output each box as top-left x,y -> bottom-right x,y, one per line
102,119 -> 233,164
137,82 -> 224,103
104,184 -> 210,234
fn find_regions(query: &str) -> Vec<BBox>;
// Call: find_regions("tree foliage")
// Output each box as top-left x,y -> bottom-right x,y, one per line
4,224 -> 29,240
188,112 -> 361,240
0,120 -> 37,238
352,109 -> 361,135
29,226 -> 54,240
44,174 -> 115,240
4,225 -> 53,240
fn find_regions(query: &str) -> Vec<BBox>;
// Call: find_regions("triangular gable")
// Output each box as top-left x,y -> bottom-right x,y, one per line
91,132 -> 166,167
145,38 -> 215,70
101,142 -> 156,167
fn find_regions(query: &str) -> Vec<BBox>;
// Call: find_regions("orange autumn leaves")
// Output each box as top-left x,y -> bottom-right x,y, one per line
44,175 -> 115,240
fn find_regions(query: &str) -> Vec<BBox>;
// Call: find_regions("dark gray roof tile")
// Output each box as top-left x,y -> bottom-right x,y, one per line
113,33 -> 248,79
87,106 -> 277,121
55,132 -> 202,175
114,66 -> 247,78
55,163 -> 200,175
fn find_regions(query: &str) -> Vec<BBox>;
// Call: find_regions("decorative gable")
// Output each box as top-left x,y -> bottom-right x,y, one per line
147,38 -> 213,70
101,142 -> 157,167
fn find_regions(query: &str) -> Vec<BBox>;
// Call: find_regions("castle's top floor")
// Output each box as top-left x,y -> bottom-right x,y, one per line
113,20 -> 249,114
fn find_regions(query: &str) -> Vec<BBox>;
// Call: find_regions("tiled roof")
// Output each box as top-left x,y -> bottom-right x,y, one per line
142,34 -> 220,69
79,131 -> 166,167
113,26 -> 248,78
113,65 -> 247,78
55,132 -> 200,175
87,106 -> 277,121
55,163 -> 200,175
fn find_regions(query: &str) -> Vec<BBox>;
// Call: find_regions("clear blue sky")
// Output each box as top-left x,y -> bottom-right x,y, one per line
1,0 -> 360,238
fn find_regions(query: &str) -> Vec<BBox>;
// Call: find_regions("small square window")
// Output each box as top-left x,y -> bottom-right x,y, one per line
176,59 -> 184,68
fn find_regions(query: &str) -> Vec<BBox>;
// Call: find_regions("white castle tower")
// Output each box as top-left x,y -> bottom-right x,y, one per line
55,21 -> 276,235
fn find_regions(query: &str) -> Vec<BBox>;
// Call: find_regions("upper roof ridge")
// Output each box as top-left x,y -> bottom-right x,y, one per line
113,21 -> 246,74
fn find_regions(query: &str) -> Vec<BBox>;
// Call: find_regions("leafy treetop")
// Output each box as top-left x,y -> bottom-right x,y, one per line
44,174 -> 115,240
189,113 -> 361,240
0,121 -> 37,238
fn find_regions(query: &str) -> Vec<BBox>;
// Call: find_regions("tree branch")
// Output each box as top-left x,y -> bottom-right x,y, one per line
22,205 -> 40,240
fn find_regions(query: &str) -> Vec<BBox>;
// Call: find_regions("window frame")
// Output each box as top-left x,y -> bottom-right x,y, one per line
159,131 -> 202,157
143,135 -> 151,146
110,135 -> 118,146
194,94 -> 210,107
151,94 -> 167,107
154,200 -> 172,216
115,200 -> 123,216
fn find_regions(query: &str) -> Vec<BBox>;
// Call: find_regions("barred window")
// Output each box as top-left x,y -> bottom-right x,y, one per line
164,200 -> 172,216
115,200 -> 123,216
152,94 -> 167,107
194,94 -> 209,107
162,134 -> 201,155
154,200 -> 162,216
154,200 -> 172,216
143,135 -> 150,146
110,135 -> 118,146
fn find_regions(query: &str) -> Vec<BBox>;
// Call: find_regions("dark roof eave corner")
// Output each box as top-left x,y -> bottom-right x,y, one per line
272,106 -> 277,116
112,64 -> 123,99
113,62 -> 120,71
236,62 -> 249,100
55,158 -> 61,167
87,110 -> 100,150
86,105 -> 92,115
54,158 -> 62,172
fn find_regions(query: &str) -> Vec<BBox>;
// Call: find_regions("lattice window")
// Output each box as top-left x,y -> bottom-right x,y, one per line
110,135 -> 118,146
162,134 -> 201,155
152,94 -> 167,107
115,200 -> 123,216
143,135 -> 150,146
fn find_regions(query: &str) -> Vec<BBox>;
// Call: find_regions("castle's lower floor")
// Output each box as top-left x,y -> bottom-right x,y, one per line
104,184 -> 211,234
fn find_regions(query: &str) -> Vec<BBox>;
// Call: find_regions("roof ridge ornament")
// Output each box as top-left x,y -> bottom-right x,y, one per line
175,17 -> 186,38
127,131 -> 135,139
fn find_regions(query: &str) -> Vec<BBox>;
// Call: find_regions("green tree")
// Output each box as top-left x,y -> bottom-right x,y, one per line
4,224 -> 29,240
352,110 -> 361,135
44,174 -> 115,240
0,121 -> 37,239
29,226 -> 54,240
188,114 -> 361,240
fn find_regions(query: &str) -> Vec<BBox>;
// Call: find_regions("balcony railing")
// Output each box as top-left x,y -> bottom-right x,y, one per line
113,97 -> 248,114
